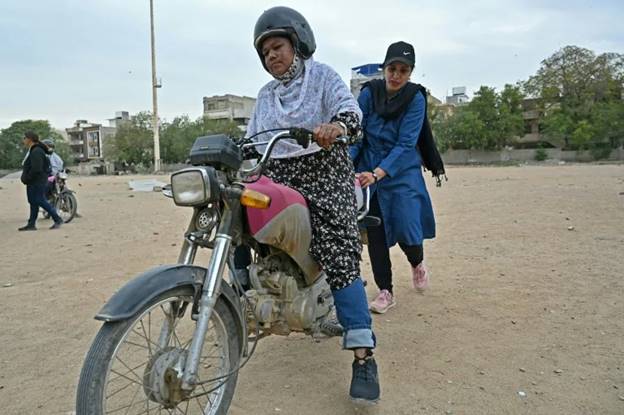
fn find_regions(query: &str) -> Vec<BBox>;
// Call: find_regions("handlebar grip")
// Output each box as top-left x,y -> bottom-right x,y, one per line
289,128 -> 314,149
335,136 -> 349,145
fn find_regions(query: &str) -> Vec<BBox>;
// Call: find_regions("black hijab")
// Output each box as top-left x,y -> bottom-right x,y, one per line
361,79 -> 446,186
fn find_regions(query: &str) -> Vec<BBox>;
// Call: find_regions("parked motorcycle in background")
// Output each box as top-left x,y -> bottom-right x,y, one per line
75,129 -> 372,414
44,170 -> 78,223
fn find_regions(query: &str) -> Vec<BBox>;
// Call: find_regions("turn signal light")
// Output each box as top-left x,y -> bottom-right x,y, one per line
240,189 -> 271,209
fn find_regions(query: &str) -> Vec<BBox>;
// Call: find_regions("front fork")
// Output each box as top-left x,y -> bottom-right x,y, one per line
178,191 -> 242,390
154,214 -> 200,351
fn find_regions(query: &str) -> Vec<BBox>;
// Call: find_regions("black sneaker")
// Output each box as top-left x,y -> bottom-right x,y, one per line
349,351 -> 380,404
18,225 -> 37,231
319,311 -> 343,337
50,220 -> 63,230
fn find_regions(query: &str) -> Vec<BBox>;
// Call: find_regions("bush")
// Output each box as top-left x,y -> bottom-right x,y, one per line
534,148 -> 548,161
589,144 -> 612,160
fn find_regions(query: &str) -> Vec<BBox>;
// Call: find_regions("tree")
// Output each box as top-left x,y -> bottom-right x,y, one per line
104,112 -> 154,166
105,112 -> 242,166
498,83 -> 526,145
53,139 -> 74,166
433,108 -> 486,150
159,117 -> 240,164
161,115 -> 242,163
0,120 -> 61,169
432,84 -> 525,151
525,45 -> 624,154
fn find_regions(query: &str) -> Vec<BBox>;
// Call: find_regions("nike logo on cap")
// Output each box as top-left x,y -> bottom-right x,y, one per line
403,51 -> 411,55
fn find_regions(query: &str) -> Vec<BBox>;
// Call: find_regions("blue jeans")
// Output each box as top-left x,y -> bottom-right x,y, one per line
27,183 -> 61,225
332,278 -> 376,350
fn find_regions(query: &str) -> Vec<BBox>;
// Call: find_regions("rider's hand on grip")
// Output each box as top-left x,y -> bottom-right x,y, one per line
313,123 -> 344,149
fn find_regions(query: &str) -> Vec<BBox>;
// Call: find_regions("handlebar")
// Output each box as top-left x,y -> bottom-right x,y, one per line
239,128 -> 349,178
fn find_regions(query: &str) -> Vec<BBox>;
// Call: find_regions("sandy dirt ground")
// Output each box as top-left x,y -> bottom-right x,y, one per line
1,164 -> 623,415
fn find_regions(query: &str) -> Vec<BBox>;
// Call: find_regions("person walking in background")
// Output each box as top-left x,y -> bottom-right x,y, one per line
19,131 -> 63,231
351,41 -> 436,314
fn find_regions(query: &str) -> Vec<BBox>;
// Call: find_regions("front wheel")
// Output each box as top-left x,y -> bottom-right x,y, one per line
76,286 -> 241,414
55,191 -> 77,223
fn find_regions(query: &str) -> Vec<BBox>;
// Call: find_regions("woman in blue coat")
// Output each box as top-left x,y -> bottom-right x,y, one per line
351,41 -> 436,314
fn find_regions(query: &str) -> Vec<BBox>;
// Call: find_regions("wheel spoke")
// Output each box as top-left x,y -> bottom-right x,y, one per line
148,312 -> 152,353
107,378 -> 139,399
168,308 -> 187,344
193,393 -> 205,413
199,382 -> 215,410
120,339 -> 150,351
131,327 -> 162,351
140,319 -> 153,357
105,399 -> 140,415
121,380 -> 142,415
171,329 -> 183,349
109,361 -> 148,384
111,356 -> 143,385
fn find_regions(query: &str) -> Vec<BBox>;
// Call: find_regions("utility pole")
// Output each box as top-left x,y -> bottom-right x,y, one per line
149,0 -> 161,172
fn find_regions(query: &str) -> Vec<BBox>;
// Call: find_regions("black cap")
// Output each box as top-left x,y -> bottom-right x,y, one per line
383,41 -> 415,67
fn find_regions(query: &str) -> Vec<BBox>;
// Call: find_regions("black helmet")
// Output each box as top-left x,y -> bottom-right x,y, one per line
253,6 -> 316,69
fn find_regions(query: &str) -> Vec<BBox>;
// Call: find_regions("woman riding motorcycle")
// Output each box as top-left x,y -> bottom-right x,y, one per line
239,6 -> 380,403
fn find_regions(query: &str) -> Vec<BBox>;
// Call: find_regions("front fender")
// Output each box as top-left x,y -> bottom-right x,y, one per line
95,264 -> 247,354
96,264 -> 204,322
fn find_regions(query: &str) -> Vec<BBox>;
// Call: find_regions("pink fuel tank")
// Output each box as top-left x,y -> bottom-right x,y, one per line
245,176 -> 321,284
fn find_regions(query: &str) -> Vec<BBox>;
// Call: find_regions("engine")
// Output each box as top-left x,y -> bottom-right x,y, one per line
244,253 -> 333,336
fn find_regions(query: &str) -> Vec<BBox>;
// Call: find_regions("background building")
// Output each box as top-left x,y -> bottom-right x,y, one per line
202,94 -> 256,126
107,111 -> 131,129
65,113 -> 124,162
446,86 -> 470,105
350,63 -> 383,98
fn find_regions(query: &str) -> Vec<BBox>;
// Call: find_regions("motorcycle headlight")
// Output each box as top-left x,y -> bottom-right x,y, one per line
170,167 -> 220,206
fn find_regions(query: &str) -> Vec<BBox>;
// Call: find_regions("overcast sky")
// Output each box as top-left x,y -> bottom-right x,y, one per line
1,0 -> 622,130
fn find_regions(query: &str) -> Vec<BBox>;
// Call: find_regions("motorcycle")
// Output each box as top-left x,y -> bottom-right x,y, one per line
44,170 -> 78,223
76,129 -> 374,414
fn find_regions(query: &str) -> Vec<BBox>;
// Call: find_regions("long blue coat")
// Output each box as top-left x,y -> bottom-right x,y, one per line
350,87 -> 436,247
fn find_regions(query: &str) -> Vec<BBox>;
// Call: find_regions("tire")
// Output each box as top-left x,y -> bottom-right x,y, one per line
55,191 -> 77,223
76,286 -> 241,415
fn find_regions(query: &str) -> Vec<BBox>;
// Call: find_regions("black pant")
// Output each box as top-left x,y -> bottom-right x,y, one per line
367,192 -> 423,294
27,183 -> 61,226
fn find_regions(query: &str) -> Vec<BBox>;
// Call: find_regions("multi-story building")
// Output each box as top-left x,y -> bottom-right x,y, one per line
107,111 -> 131,129
65,119 -> 116,162
202,94 -> 256,126
446,86 -> 470,106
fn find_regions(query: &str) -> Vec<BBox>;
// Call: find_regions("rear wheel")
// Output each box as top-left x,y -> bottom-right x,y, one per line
55,191 -> 77,223
76,286 -> 241,414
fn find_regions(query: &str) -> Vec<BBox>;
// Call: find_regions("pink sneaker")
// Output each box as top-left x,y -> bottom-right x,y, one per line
412,263 -> 429,292
369,290 -> 396,314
